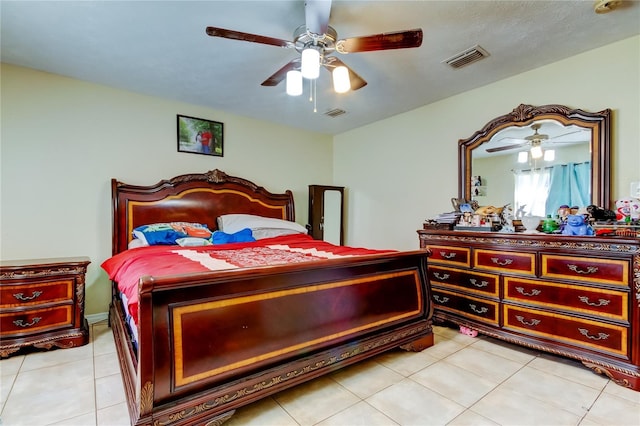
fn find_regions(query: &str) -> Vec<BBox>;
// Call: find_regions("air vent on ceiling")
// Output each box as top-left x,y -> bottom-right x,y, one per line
443,45 -> 490,69
325,108 -> 346,118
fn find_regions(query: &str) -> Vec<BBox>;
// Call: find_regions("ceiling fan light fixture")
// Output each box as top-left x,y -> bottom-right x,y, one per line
517,151 -> 528,163
286,70 -> 303,96
301,47 -> 320,79
332,66 -> 351,93
530,145 -> 543,159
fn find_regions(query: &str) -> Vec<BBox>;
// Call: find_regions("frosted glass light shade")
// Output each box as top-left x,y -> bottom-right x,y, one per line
530,145 -> 543,159
301,48 -> 320,79
332,66 -> 351,93
544,149 -> 555,161
517,151 -> 528,163
286,70 -> 302,96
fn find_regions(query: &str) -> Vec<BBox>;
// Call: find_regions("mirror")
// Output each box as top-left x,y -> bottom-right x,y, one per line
308,185 -> 344,245
459,104 -> 611,216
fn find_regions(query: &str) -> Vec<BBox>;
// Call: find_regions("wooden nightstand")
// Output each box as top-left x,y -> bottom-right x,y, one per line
0,257 -> 91,357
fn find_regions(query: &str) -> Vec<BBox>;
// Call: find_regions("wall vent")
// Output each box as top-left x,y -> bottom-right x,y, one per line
443,45 -> 490,69
325,108 -> 346,118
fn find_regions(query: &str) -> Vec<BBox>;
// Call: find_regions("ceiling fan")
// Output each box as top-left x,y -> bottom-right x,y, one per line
486,123 -> 582,154
205,0 -> 423,94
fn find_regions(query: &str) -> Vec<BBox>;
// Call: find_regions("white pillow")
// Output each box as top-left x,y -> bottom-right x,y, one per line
128,238 -> 149,249
176,237 -> 212,247
217,214 -> 307,239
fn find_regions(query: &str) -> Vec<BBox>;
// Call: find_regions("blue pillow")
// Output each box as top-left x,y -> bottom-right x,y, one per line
211,228 -> 255,244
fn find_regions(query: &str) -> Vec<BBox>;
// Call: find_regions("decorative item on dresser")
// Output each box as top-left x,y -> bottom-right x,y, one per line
417,229 -> 640,391
0,257 -> 91,357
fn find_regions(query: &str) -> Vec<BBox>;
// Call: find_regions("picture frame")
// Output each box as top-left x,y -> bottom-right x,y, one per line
177,114 -> 224,157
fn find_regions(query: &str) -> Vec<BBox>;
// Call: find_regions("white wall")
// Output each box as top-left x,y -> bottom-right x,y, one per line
0,64 -> 334,315
334,36 -> 640,251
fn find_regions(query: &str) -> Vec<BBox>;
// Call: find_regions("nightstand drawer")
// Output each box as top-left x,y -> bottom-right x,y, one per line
433,288 -> 498,326
0,280 -> 73,308
426,245 -> 471,267
0,305 -> 73,337
503,305 -> 628,358
429,266 -> 499,297
474,249 -> 535,276
504,277 -> 628,321
541,254 -> 628,287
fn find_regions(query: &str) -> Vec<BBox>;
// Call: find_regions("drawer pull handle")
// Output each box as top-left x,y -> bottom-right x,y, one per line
515,315 -> 541,326
567,264 -> 598,275
578,328 -> 609,341
433,272 -> 450,280
12,291 -> 43,301
13,317 -> 41,328
469,279 -> 488,288
433,295 -> 450,304
440,252 -> 457,259
469,304 -> 488,314
515,287 -> 541,297
577,296 -> 611,307
490,257 -> 513,266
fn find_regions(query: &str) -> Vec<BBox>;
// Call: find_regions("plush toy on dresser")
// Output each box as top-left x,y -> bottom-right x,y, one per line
562,214 -> 594,236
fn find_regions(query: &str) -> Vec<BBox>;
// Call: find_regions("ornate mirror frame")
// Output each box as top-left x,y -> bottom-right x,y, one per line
458,104 -> 611,208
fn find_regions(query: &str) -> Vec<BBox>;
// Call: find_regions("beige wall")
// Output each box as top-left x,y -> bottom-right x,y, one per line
0,64 -> 334,315
334,35 -> 640,251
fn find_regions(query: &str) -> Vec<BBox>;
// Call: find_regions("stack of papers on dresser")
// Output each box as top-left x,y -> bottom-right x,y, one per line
435,212 -> 460,224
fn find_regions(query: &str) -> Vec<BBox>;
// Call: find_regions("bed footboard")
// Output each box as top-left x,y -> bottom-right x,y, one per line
111,250 -> 433,426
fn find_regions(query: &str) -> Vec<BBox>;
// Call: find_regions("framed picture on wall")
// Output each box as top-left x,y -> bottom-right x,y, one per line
177,114 -> 224,157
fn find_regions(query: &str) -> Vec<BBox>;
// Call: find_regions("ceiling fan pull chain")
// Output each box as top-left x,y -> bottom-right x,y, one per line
313,80 -> 317,113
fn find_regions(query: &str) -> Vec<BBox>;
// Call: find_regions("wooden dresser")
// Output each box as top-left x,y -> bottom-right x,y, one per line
418,229 -> 639,391
0,257 -> 91,357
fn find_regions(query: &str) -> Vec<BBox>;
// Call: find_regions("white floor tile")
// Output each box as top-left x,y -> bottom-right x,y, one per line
366,378 -> 466,425
273,375 -> 360,425
0,322 -> 638,426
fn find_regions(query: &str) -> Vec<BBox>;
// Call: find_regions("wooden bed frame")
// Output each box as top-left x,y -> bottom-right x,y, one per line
109,169 -> 434,426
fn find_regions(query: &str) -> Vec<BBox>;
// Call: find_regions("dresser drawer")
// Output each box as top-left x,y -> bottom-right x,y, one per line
541,254 -> 628,287
429,266 -> 499,297
504,277 -> 628,321
0,279 -> 74,308
503,305 -> 628,358
425,245 -> 470,267
474,249 -> 535,276
433,289 -> 498,325
0,305 -> 73,337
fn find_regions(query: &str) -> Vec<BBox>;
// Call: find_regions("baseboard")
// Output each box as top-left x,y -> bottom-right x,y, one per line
86,312 -> 109,324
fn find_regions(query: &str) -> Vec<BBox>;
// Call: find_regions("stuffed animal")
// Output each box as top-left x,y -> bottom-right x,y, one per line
562,214 -> 594,236
615,197 -> 640,221
586,205 -> 617,222
459,325 -> 478,337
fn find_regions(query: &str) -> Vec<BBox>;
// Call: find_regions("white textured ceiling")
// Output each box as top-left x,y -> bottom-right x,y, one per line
2,1 -> 639,135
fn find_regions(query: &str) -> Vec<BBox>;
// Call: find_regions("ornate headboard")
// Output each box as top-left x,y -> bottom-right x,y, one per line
111,169 -> 295,255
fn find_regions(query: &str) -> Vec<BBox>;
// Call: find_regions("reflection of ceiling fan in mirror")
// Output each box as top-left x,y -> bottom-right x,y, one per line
486,123 -> 582,154
205,0 -> 422,98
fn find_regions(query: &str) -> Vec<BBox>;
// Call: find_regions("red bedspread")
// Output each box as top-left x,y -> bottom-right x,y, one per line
102,234 -> 393,324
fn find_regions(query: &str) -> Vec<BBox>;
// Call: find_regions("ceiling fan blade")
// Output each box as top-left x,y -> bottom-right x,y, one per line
261,59 -> 300,87
206,27 -> 294,49
324,57 -> 367,90
548,130 -> 584,141
337,29 -> 423,53
305,0 -> 332,35
486,142 -> 527,153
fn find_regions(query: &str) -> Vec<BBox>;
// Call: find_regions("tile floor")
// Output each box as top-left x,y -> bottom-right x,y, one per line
1,321 -> 639,426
